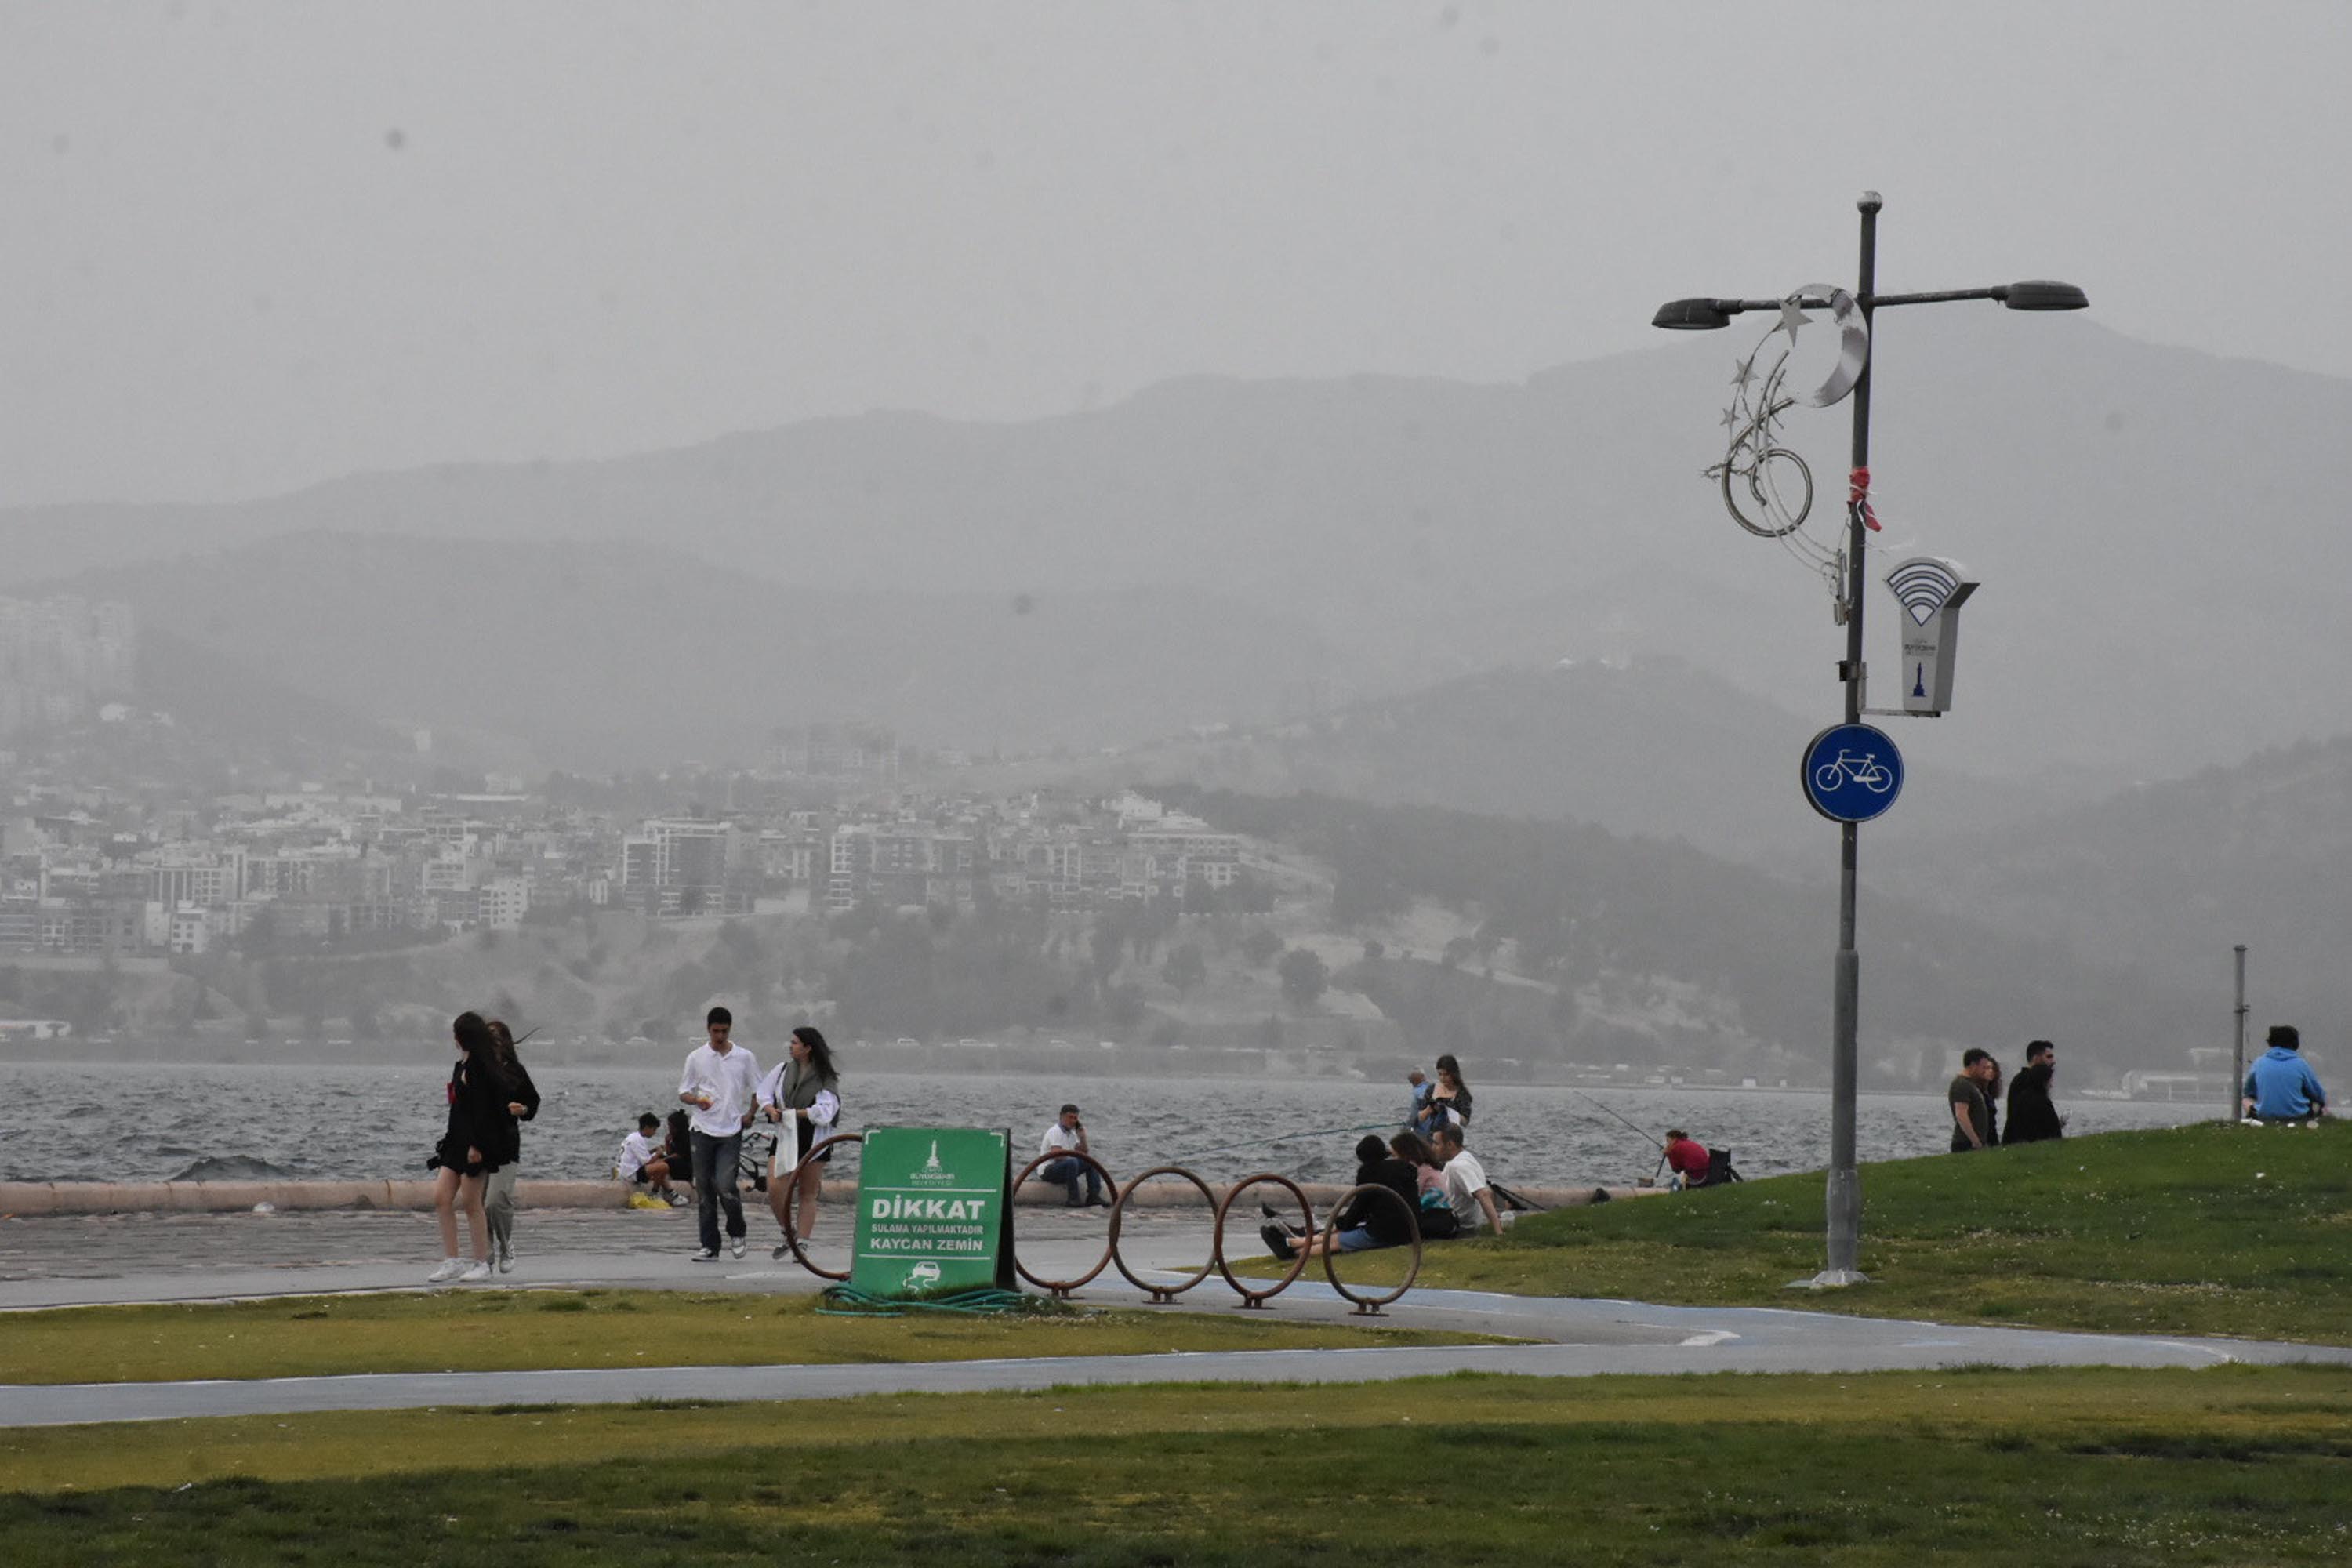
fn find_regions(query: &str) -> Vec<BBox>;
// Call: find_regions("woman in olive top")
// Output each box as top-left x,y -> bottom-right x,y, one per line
760,1025 -> 843,1258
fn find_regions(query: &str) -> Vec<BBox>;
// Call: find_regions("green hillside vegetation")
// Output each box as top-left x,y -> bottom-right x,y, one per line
1403,1122 -> 2352,1344
970,659 -> 2054,866
1167,788 -> 2208,1083
1884,733 -> 2352,1040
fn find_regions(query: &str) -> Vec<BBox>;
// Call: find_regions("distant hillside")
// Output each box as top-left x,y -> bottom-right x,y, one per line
972,659 -> 2053,866
1163,788 -> 2209,1085
1880,735 -> 2352,1034
55,533 -> 1349,767
7,320 -> 2350,786
134,629 -> 404,753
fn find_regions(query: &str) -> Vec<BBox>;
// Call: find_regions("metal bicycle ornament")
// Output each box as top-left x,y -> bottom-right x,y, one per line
1318,1184 -> 1424,1316
1709,285 -> 1871,550
1211,1174 -> 1316,1309
1109,1164 -> 1222,1305
1008,1147 -> 1120,1298
777,1131 -> 864,1282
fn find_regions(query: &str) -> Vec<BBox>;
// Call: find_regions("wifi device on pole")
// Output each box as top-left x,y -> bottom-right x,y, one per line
1883,556 -> 1977,716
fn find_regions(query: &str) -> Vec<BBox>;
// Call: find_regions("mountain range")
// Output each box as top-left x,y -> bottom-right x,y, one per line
11,316 -> 2352,789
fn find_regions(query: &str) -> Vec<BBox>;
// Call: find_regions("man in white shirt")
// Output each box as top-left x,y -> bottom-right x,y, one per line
1038,1104 -> 1106,1207
1431,1123 -> 1504,1236
677,1006 -> 761,1260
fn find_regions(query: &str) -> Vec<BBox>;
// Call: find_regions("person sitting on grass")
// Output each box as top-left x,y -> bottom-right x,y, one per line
1432,1123 -> 1505,1236
617,1112 -> 687,1205
1261,1134 -> 1420,1261
1391,1129 -> 1459,1240
2243,1025 -> 2328,1123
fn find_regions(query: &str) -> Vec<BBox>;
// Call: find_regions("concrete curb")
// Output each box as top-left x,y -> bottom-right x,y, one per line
0,1179 -> 1651,1216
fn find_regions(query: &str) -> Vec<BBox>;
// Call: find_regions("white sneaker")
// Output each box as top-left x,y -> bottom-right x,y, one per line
496,1244 -> 515,1274
459,1259 -> 494,1283
691,1248 -> 720,1261
729,1238 -> 746,1260
426,1257 -> 465,1283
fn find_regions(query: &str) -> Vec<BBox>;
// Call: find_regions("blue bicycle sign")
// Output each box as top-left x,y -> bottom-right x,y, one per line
1802,723 -> 1903,822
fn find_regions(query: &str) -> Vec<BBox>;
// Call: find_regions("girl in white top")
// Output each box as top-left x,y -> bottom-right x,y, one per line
759,1025 -> 842,1258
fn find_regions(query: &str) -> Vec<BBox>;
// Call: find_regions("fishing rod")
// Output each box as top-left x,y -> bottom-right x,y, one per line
1169,1118 -> 1407,1164
1567,1088 -> 1664,1150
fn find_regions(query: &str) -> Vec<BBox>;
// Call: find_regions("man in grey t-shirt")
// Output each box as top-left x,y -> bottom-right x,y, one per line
1431,1124 -> 1504,1236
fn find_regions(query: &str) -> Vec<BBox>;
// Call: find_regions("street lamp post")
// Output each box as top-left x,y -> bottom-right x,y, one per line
1653,192 -> 2085,1286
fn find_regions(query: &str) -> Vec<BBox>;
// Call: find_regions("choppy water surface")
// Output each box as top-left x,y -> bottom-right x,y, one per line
0,1062 -> 2222,1189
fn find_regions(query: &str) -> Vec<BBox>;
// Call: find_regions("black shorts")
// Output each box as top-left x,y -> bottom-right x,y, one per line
794,1119 -> 834,1165
436,1136 -> 495,1177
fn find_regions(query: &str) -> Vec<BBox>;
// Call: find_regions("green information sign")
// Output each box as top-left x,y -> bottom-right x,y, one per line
849,1126 -> 1014,1298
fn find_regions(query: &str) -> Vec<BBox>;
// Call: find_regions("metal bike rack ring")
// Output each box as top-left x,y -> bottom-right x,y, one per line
779,1131 -> 862,1282
1318,1183 -> 1423,1316
1010,1148 -> 1119,1298
1108,1164 -> 1221,1303
1211,1173 -> 1313,1309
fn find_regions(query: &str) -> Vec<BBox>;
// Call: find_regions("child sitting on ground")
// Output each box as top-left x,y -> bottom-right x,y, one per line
616,1112 -> 688,1206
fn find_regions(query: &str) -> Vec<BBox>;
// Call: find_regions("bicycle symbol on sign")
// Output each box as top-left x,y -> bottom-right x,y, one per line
1813,750 -> 1894,795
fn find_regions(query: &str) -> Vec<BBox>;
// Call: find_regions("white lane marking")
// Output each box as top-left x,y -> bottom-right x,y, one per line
1677,1330 -> 1740,1348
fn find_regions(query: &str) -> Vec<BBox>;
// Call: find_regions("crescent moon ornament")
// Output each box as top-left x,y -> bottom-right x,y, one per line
1786,284 -> 1870,408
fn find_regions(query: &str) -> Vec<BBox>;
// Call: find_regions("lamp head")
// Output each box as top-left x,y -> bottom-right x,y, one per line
1998,279 -> 2089,312
1652,297 -> 1736,331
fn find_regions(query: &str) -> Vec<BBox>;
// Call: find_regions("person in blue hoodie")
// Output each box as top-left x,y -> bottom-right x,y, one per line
2242,1025 -> 2328,1122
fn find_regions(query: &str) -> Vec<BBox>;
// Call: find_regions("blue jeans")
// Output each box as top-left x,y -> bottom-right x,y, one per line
690,1129 -> 746,1253
1042,1156 -> 1101,1205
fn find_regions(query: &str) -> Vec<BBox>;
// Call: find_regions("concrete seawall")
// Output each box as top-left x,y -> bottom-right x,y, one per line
0,1179 -> 1649,1217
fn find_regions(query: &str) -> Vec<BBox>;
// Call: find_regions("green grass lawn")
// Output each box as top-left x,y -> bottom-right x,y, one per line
5,1367 -> 2351,1563
0,1289 -> 1504,1385
1401,1122 -> 2352,1342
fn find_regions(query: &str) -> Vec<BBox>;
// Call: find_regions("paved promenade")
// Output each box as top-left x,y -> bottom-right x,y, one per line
3,1207 -> 2346,1428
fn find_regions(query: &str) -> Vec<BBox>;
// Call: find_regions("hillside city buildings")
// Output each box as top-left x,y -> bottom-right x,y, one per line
2,777 -> 1243,958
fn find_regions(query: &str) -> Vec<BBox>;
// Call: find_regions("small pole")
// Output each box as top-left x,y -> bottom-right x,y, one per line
2230,944 -> 2249,1121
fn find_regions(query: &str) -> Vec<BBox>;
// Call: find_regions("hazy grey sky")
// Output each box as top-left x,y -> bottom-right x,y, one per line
6,0 -> 2347,506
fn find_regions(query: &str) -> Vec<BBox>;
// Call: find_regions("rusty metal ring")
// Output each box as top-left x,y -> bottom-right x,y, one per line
1010,1147 -> 1119,1296
779,1131 -> 862,1282
1318,1183 -> 1422,1314
1211,1173 -> 1313,1308
1109,1164 -> 1220,1301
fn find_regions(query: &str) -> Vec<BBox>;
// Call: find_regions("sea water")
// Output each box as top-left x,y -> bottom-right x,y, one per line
0,1061 -> 2218,1189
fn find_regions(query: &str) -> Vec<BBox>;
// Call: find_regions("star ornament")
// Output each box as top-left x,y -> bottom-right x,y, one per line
1730,355 -> 1755,390
1720,404 -> 1741,431
1778,297 -> 1810,341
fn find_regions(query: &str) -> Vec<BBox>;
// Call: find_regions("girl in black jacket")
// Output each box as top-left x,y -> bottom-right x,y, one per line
428,1011 -> 508,1283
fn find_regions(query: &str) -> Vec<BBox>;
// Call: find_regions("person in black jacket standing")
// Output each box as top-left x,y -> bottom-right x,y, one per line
482,1018 -> 543,1273
428,1011 -> 510,1283
2003,1040 -> 2065,1145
